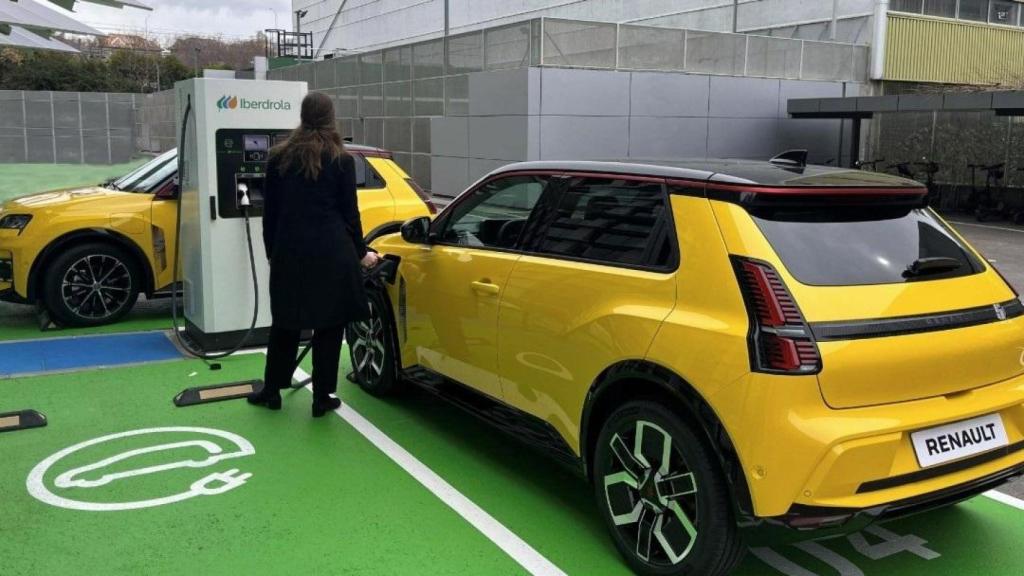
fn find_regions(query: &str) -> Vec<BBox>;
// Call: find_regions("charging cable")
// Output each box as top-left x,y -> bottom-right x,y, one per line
171,93 -> 261,362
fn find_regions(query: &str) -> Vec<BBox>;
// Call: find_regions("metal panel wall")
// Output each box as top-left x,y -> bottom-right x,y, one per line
0,90 -> 142,164
886,13 -> 1024,85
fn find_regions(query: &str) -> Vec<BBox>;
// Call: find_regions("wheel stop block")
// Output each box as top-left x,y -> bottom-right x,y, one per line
174,380 -> 263,407
0,410 -> 48,433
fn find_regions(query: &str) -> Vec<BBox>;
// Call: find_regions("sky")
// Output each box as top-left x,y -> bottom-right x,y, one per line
46,0 -> 294,42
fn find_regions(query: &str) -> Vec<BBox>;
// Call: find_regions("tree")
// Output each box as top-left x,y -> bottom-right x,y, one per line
0,48 -> 195,93
0,32 -> 267,93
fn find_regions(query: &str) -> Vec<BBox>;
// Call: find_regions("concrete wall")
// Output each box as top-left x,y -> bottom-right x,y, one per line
428,67 -> 862,196
296,0 -> 876,54
0,90 -> 143,164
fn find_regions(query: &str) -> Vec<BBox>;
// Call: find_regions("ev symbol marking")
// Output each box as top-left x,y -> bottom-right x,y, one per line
27,427 -> 255,512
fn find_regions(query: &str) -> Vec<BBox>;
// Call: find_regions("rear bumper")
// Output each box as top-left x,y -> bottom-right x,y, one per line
735,370 -> 1024,517
743,460 -> 1024,545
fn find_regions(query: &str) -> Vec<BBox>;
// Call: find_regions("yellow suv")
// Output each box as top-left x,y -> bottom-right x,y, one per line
351,158 -> 1024,576
0,144 -> 434,327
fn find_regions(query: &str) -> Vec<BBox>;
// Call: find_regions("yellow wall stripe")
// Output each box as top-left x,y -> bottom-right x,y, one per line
886,13 -> 1024,85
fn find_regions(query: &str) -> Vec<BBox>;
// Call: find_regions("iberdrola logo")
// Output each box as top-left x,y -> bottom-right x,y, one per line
216,95 -> 292,112
217,96 -> 239,110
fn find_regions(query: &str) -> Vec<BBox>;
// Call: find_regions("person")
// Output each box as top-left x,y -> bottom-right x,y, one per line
248,92 -> 381,417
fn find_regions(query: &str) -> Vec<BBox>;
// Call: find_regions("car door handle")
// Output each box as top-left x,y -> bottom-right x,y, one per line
470,281 -> 500,296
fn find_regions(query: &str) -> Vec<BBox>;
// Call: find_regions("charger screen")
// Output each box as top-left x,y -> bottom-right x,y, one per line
244,135 -> 270,151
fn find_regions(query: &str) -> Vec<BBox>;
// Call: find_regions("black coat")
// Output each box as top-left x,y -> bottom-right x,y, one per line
263,153 -> 370,330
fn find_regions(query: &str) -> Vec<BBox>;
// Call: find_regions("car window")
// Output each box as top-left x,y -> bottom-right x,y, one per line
439,174 -> 550,249
529,177 -> 674,268
751,206 -> 984,286
131,156 -> 178,193
111,149 -> 177,193
353,154 -> 385,189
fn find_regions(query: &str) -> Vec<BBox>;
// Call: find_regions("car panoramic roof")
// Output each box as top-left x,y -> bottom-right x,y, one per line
490,159 -> 923,188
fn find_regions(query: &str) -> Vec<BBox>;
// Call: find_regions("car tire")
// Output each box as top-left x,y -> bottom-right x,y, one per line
42,242 -> 140,328
594,401 -> 745,576
347,288 -> 400,396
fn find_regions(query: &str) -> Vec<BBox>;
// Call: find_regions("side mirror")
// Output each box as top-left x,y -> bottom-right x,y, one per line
400,216 -> 432,245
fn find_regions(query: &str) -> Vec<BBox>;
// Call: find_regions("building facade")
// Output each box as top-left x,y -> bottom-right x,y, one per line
294,0 -> 880,57
269,17 -> 867,194
276,1 -> 1024,192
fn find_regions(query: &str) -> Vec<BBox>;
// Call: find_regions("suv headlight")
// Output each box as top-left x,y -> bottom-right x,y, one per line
0,214 -> 32,233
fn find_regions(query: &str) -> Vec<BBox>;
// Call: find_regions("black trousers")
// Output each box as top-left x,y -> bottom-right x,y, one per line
264,324 -> 346,401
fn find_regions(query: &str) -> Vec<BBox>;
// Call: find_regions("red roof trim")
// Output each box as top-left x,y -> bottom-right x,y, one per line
699,181 -> 927,196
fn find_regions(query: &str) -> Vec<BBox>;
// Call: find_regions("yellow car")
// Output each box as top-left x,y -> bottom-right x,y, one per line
350,158 -> 1024,575
0,144 -> 434,327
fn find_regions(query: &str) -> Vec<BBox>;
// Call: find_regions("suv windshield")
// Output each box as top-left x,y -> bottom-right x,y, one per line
109,149 -> 177,193
751,205 -> 985,286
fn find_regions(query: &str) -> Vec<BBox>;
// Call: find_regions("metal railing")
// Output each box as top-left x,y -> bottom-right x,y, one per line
270,17 -> 870,87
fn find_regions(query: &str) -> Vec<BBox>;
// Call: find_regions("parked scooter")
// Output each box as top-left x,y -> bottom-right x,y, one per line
974,163 -> 1005,222
914,159 -> 941,208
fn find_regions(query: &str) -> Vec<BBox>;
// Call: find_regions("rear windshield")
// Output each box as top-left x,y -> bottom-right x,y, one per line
751,206 -> 985,286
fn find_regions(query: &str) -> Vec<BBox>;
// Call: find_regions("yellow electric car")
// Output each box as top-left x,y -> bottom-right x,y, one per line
0,144 -> 434,327
350,157 -> 1024,575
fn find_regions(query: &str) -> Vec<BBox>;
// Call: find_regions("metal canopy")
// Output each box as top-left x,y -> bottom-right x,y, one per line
0,1 -> 102,35
789,92 -> 1024,119
46,0 -> 151,11
0,0 -> 150,53
0,23 -> 78,51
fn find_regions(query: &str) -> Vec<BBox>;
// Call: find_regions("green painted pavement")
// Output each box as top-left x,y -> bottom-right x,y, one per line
0,160 -> 147,204
0,356 -> 525,576
1,348 -> 1022,575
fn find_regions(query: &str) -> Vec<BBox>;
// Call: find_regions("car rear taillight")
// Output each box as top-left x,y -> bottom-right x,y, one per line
405,178 -> 437,215
733,257 -> 821,374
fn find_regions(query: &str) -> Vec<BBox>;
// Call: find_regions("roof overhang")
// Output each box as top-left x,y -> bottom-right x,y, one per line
0,24 -> 78,52
789,91 -> 1024,119
46,0 -> 152,11
0,0 -> 102,35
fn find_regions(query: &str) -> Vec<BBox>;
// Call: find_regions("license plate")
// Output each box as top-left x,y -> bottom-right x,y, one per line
911,413 -> 1009,468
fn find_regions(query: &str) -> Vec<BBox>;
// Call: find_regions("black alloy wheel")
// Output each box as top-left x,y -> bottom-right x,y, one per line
42,242 -> 140,327
348,289 -> 399,396
594,401 -> 745,576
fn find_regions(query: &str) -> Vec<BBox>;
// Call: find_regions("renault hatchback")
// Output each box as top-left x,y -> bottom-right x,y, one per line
349,156 -> 1024,575
0,144 -> 434,327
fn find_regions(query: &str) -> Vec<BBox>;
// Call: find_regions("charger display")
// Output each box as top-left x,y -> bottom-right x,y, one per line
214,129 -> 292,219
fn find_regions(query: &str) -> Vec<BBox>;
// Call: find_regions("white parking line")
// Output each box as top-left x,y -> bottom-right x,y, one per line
984,489 -> 1024,512
292,366 -> 567,576
947,220 -> 1024,234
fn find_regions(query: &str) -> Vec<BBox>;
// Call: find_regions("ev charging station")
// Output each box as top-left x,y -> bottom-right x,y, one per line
174,78 -> 307,351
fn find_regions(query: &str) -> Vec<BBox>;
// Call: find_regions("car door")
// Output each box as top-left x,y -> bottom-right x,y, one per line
497,175 -> 679,450
400,172 -> 553,399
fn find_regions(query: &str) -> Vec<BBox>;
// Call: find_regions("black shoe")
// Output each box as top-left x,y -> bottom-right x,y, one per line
312,396 -> 342,418
247,389 -> 282,411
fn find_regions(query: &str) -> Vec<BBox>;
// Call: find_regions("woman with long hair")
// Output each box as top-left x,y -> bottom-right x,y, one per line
248,91 -> 380,417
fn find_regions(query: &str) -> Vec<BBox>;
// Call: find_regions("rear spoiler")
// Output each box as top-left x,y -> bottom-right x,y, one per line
668,180 -> 928,208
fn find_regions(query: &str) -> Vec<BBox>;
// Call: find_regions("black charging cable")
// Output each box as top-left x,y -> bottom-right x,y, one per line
171,93 -> 261,363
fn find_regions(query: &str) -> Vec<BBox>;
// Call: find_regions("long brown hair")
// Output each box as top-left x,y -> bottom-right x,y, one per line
270,91 -> 345,180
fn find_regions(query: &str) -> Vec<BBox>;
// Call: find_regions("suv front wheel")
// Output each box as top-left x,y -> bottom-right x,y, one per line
42,242 -> 140,328
347,289 -> 400,396
594,401 -> 745,576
